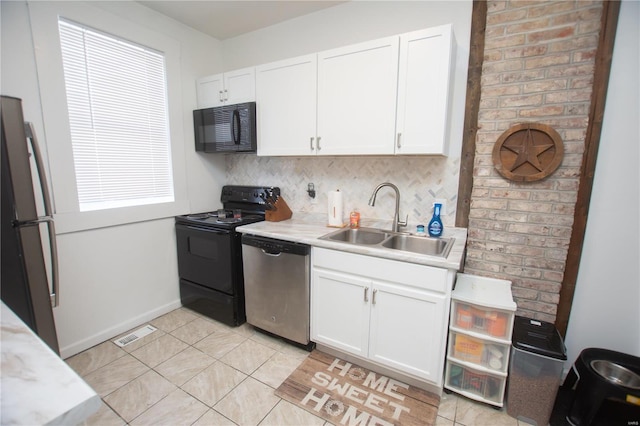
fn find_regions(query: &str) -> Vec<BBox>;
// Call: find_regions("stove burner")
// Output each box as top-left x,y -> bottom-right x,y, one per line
216,217 -> 242,224
187,213 -> 212,220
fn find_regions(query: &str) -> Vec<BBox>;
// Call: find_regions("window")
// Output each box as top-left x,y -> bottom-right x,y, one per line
58,19 -> 174,212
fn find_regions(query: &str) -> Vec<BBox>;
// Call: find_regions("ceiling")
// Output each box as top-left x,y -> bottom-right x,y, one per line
137,1 -> 346,40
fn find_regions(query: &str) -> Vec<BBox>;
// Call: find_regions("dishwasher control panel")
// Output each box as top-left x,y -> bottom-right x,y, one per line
241,234 -> 310,256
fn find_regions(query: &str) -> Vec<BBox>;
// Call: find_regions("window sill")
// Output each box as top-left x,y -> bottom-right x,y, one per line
54,200 -> 190,234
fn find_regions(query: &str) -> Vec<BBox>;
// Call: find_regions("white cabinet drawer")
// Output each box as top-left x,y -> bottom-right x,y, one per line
313,247 -> 451,293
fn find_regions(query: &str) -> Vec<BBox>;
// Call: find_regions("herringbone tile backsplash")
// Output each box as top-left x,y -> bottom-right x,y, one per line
226,154 -> 460,227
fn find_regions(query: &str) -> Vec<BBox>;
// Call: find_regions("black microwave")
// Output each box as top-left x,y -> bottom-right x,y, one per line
193,102 -> 257,153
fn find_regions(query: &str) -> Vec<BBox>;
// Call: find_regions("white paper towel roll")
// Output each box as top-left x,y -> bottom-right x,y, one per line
327,190 -> 344,227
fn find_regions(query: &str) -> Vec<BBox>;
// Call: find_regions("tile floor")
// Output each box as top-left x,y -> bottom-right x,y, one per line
67,307 -> 529,426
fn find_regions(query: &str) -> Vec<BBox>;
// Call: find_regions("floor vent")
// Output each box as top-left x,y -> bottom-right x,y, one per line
114,324 -> 157,347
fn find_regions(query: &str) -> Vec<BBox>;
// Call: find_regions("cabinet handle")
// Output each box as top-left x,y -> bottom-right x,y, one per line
224,89 -> 228,101
364,287 -> 369,302
317,136 -> 322,151
310,137 -> 315,151
397,133 -> 402,149
372,289 -> 378,305
219,90 -> 224,103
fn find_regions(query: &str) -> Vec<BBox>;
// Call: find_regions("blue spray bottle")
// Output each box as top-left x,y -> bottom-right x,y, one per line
428,203 -> 443,237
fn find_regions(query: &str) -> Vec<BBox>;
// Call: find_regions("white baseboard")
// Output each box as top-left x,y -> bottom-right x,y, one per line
60,299 -> 182,359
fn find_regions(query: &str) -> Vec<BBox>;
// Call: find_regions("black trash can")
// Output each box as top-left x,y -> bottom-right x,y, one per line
506,316 -> 567,425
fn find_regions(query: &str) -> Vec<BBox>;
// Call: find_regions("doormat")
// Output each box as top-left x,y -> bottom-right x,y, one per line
275,350 -> 440,425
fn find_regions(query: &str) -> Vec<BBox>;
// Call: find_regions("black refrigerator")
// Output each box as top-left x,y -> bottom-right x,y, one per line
1,95 -> 60,354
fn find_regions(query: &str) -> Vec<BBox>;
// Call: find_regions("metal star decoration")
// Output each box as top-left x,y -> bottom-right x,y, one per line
492,123 -> 564,182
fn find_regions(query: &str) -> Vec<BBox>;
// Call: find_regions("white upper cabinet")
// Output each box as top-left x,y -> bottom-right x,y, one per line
196,67 -> 255,108
252,24 -> 455,156
256,55 -> 318,156
196,74 -> 224,108
395,24 -> 455,155
317,36 -> 399,155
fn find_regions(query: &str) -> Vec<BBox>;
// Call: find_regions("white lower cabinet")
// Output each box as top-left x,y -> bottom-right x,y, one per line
312,268 -> 370,357
369,282 -> 446,381
311,247 -> 454,386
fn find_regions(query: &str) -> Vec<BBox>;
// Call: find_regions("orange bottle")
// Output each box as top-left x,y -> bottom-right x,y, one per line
349,211 -> 360,228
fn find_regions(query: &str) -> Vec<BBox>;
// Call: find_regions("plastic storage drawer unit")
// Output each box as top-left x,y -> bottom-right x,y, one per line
506,316 -> 567,426
448,331 -> 510,373
451,300 -> 513,340
445,360 -> 507,405
449,274 -> 516,340
445,273 -> 516,407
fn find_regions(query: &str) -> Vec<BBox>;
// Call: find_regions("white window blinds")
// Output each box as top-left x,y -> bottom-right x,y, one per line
58,19 -> 174,212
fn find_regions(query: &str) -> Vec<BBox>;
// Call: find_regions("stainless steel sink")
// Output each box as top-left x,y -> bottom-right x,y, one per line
321,227 -> 391,245
381,234 -> 453,257
320,227 -> 453,258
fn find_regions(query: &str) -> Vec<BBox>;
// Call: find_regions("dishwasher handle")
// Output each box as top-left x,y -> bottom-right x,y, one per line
242,234 -> 310,256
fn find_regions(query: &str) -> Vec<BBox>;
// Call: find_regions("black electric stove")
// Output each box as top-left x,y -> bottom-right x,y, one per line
175,185 -> 279,326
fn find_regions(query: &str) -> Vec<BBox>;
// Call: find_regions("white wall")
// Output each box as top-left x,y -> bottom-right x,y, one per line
221,1 -> 471,68
564,0 -> 640,367
1,1 -> 225,357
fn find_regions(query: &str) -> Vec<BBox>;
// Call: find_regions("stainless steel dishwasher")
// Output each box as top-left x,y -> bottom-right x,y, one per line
241,234 -> 311,346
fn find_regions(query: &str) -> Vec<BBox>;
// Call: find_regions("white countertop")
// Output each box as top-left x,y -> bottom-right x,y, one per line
237,213 -> 467,270
1,302 -> 101,425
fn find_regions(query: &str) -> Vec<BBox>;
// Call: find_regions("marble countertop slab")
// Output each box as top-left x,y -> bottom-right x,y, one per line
1,302 -> 101,425
237,213 -> 467,270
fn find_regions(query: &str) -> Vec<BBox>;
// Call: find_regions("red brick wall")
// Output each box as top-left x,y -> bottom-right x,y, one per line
465,1 -> 603,322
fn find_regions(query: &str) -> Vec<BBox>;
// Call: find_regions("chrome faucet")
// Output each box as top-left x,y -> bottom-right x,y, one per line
368,182 -> 408,233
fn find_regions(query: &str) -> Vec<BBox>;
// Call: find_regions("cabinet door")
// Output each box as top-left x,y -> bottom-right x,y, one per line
311,268 -> 370,357
317,37 -> 398,155
368,281 -> 447,384
256,55 -> 317,156
396,25 -> 454,155
224,67 -> 255,105
196,74 -> 224,108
